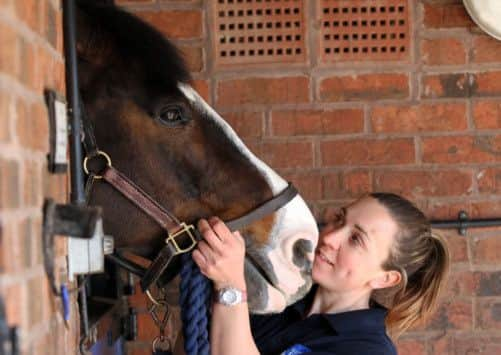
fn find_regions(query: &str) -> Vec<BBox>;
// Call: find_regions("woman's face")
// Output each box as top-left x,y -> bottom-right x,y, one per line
312,196 -> 399,293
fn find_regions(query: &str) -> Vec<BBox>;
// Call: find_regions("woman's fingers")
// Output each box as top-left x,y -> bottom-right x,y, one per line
208,216 -> 243,246
198,218 -> 225,253
197,240 -> 216,265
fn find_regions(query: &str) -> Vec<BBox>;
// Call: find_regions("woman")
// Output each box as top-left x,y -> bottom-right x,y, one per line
192,193 -> 450,355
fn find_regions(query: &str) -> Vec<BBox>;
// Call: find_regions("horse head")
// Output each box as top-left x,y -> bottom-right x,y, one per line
76,2 -> 318,313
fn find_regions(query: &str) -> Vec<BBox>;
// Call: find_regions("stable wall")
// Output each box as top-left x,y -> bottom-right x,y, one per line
2,0 -> 501,354
0,0 -> 79,354
118,0 -> 501,354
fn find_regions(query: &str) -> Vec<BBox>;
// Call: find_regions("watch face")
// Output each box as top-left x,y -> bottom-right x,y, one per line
219,288 -> 241,306
222,290 -> 237,304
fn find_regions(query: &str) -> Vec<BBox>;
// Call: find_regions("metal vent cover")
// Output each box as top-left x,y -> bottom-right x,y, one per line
213,0 -> 306,67
319,0 -> 410,62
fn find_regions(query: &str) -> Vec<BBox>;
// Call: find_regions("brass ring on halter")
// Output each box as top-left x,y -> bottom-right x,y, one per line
83,150 -> 112,179
152,335 -> 172,353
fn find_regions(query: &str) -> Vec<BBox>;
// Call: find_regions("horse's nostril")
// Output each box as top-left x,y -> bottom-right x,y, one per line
292,238 -> 313,269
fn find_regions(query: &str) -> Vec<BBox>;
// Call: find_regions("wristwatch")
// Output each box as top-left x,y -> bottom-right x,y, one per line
215,286 -> 247,306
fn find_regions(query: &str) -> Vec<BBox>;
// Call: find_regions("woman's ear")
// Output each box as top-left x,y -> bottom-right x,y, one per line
369,270 -> 402,290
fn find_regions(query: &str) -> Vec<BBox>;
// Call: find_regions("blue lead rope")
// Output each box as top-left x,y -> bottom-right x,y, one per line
179,253 -> 211,355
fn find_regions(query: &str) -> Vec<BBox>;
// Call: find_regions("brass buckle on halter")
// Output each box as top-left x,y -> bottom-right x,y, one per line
166,222 -> 198,254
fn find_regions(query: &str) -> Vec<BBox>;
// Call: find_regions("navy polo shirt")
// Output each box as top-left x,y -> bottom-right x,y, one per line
250,286 -> 397,355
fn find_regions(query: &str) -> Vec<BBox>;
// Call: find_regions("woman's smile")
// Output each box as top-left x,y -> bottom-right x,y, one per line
316,248 -> 335,267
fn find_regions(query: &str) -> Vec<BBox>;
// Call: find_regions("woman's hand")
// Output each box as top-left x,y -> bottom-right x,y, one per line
192,217 -> 247,291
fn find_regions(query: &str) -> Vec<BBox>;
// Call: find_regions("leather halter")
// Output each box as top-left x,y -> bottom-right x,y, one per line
80,101 -> 298,292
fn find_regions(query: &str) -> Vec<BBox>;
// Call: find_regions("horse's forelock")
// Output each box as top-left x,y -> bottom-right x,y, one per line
77,2 -> 191,87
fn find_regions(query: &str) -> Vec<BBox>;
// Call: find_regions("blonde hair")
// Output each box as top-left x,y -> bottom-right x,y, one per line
370,193 -> 450,338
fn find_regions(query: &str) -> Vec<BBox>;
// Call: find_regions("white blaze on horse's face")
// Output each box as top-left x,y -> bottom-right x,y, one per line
178,83 -> 319,313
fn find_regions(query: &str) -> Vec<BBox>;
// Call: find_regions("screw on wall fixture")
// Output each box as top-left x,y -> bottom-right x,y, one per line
319,0 -> 410,62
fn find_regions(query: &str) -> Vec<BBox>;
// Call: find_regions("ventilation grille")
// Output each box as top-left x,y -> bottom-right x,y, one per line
214,0 -> 306,66
319,0 -> 410,62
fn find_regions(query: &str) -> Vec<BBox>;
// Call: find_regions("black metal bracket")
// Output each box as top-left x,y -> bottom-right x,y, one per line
431,210 -> 501,236
0,297 -> 18,355
42,198 -> 102,295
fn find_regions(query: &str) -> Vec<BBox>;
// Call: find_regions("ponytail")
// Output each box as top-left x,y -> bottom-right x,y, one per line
370,194 -> 450,339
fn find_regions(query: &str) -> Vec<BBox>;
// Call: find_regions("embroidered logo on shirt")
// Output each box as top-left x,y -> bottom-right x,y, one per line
282,344 -> 311,354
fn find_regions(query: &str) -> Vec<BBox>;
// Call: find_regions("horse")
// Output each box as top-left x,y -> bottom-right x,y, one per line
76,0 -> 318,344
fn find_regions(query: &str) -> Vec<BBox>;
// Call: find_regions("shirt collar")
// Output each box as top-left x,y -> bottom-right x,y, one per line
290,285 -> 388,334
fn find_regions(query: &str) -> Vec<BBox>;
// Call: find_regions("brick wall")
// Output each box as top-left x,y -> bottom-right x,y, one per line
116,0 -> 501,354
2,0 -> 501,354
0,0 -> 79,354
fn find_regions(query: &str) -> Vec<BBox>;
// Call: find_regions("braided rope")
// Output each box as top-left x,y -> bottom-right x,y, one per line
179,253 -> 211,355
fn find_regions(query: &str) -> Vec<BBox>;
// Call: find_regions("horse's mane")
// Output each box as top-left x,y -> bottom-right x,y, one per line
77,0 -> 191,87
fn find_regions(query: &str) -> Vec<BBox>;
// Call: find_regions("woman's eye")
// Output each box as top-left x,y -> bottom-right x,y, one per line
350,233 -> 362,246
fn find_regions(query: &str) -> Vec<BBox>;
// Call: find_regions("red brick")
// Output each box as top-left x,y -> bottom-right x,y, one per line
474,100 -> 501,129
453,336 -> 501,354
371,103 -> 467,133
320,138 -> 415,166
253,141 -> 313,169
471,201 -> 501,218
478,167 -> 501,193
223,111 -> 263,138
0,221 -> 21,274
137,10 -> 202,39
0,22 -> 18,77
426,298 -> 472,330
23,161 -> 40,207
2,283 -> 25,328
396,339 -> 426,355
374,169 -> 472,198
16,101 -> 49,152
27,276 -> 44,328
423,3 -> 475,28
179,45 -> 203,73
428,199 -> 472,220
443,270 -> 478,298
45,1 -> 58,48
476,298 -> 501,330
472,36 -> 501,63
422,135 -> 501,164
421,73 -> 471,98
476,271 -> 501,296
429,334 -> 452,355
421,38 -> 466,65
472,235 -> 501,264
444,231 -> 468,263
15,0 -> 43,34
0,91 -> 13,142
323,170 -> 372,199
217,77 -> 309,106
19,218 -> 33,268
282,173 -> 322,201
0,0 -> 15,14
475,71 -> 501,96
271,109 -> 364,136
319,73 -> 409,102
191,79 -> 209,102
0,158 -> 20,208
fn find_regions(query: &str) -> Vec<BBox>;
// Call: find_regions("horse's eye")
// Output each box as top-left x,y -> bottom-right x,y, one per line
157,105 -> 188,126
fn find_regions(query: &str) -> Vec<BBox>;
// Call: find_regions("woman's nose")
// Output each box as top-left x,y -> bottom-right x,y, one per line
321,228 -> 342,250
